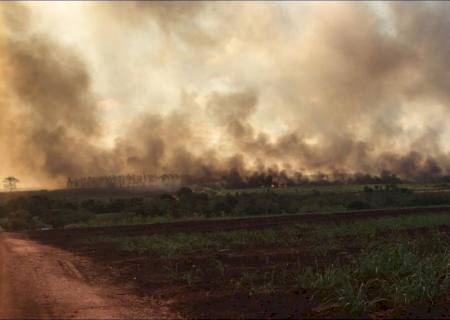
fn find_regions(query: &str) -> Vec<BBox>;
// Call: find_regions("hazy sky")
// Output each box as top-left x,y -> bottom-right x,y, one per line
2,1 -> 450,188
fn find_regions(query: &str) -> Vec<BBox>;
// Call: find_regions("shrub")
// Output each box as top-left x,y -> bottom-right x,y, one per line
6,209 -> 33,231
346,200 -> 371,210
177,187 -> 194,198
43,209 -> 94,229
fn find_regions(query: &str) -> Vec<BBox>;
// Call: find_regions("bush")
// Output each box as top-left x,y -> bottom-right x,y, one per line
177,187 -> 193,198
6,209 -> 33,231
346,200 -> 371,210
43,209 -> 94,229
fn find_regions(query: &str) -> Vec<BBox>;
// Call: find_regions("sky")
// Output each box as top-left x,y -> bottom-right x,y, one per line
1,1 -> 450,188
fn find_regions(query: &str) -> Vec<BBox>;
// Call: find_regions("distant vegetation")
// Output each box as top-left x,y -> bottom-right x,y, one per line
1,183 -> 450,231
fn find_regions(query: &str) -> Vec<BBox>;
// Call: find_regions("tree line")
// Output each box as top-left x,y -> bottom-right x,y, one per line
67,174 -> 180,189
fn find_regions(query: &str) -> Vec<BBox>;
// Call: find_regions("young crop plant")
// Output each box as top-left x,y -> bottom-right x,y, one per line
164,262 -> 202,287
211,258 -> 226,280
292,234 -> 450,316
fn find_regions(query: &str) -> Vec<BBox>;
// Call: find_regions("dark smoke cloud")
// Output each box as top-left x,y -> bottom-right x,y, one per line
3,2 -> 450,187
0,3 -> 110,184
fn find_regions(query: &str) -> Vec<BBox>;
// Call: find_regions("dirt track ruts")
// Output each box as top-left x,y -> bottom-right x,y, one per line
0,233 -> 178,319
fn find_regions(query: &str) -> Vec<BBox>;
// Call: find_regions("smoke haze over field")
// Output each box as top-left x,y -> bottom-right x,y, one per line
2,2 -> 450,188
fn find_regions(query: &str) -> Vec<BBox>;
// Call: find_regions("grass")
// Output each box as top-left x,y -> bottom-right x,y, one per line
67,212 -> 171,228
68,204 -> 450,231
226,233 -> 450,315
311,212 -> 450,238
224,233 -> 450,316
294,235 -> 450,315
91,228 -> 288,258
88,212 -> 450,258
82,211 -> 450,316
164,261 -> 203,286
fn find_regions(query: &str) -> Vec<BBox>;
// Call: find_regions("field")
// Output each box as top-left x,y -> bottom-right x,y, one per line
3,183 -> 450,230
31,208 -> 450,318
2,184 -> 450,318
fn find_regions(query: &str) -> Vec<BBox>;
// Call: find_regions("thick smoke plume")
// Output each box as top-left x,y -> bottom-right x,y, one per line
2,2 -> 450,188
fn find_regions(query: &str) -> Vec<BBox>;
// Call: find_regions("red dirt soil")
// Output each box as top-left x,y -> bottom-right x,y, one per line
0,233 -> 179,319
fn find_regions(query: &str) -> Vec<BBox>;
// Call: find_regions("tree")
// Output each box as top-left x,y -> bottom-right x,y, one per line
176,186 -> 193,198
3,176 -> 19,192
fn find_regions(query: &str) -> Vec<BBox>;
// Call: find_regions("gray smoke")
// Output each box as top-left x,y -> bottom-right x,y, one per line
2,2 -> 450,187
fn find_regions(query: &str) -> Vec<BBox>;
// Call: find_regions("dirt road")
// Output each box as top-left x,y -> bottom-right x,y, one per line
0,233 -> 177,319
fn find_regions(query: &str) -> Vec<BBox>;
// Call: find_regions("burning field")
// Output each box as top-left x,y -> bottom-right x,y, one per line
1,1 -> 450,319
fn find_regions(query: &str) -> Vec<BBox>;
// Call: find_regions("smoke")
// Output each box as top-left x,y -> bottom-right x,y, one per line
98,1 -> 215,46
2,2 -> 450,188
0,3 -> 110,185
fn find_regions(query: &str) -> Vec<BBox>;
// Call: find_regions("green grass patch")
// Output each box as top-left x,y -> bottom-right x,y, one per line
222,233 -> 450,315
311,212 -> 450,238
68,212 -> 182,228
294,234 -> 450,315
87,212 -> 450,259
91,228 -> 291,258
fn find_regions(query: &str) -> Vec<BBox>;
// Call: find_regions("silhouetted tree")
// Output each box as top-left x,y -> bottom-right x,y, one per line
3,176 -> 19,192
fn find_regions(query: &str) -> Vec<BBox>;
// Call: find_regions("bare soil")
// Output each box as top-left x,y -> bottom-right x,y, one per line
0,206 -> 445,318
0,233 -> 178,319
